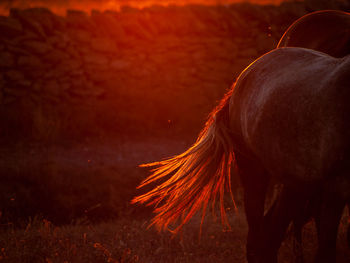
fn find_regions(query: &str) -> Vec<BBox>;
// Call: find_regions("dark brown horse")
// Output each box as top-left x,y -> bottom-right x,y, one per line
277,10 -> 350,262
133,47 -> 350,262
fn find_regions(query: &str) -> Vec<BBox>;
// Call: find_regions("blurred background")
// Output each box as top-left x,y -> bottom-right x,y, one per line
0,0 -> 291,15
0,0 -> 349,262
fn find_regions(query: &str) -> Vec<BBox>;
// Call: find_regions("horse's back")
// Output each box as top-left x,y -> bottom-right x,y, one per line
278,10 -> 350,57
230,48 -> 350,184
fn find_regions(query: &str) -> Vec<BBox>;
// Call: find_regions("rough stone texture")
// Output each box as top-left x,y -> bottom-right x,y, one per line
0,16 -> 22,37
0,2 -> 311,140
17,55 -> 43,68
110,59 -> 130,70
22,40 -> 52,54
0,51 -> 15,68
4,70 -> 25,81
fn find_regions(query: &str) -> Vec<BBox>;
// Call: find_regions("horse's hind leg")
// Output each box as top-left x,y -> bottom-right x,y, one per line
236,153 -> 269,263
314,188 -> 346,263
260,184 -> 310,263
293,215 -> 306,263
293,192 -> 323,263
264,194 -> 308,263
347,204 -> 350,248
314,160 -> 350,263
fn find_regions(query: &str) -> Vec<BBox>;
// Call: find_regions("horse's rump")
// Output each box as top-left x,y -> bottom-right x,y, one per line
229,47 -> 350,185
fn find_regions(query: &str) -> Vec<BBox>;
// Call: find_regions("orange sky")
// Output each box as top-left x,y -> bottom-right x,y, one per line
0,0 -> 286,16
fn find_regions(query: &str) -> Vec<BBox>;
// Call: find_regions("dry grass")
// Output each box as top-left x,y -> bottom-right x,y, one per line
0,209 -> 349,263
0,141 -> 349,262
0,211 -> 247,263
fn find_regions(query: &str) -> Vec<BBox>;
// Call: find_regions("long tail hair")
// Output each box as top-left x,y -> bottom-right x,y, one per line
132,88 -> 237,233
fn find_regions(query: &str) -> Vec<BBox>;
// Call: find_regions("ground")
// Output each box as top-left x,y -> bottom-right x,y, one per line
0,139 -> 349,262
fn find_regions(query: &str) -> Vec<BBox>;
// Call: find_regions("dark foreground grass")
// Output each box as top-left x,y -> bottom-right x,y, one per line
0,141 -> 349,262
0,210 -> 349,263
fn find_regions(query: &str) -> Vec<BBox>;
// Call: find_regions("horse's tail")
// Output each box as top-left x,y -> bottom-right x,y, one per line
131,88 -> 237,233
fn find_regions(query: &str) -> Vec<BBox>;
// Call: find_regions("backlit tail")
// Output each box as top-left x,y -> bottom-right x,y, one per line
132,89 -> 237,233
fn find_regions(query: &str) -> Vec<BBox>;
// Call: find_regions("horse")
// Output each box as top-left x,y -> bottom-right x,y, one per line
132,47 -> 350,262
277,10 -> 350,58
277,10 -> 350,262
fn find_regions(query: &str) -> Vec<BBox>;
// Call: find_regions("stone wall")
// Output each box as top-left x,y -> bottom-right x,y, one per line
0,2 -> 308,142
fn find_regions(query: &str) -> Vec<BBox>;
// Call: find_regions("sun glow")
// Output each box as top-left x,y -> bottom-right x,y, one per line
1,0 -> 286,16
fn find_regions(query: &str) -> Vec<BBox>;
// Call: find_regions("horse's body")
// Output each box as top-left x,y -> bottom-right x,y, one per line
277,10 -> 350,57
277,10 -> 350,261
230,47 -> 350,262
133,48 -> 350,262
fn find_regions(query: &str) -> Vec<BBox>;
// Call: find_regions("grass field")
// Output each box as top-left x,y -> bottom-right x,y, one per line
0,140 -> 349,262
1,209 -> 349,262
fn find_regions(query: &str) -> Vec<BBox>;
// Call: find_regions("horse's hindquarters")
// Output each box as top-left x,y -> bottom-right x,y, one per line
232,48 -> 350,186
